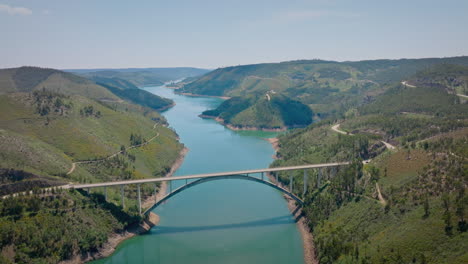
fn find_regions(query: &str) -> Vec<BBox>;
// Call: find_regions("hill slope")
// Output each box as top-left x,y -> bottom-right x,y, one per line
71,67 -> 210,87
0,67 -> 119,101
202,93 -> 313,130
269,65 -> 468,264
0,67 -> 184,263
95,78 -> 174,111
181,56 -> 468,118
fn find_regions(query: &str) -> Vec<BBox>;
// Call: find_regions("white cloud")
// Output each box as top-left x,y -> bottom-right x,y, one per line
0,4 -> 32,16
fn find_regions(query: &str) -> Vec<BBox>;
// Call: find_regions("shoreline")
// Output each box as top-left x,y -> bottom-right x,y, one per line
265,141 -> 318,264
62,147 -> 189,264
265,138 -> 280,159
175,91 -> 231,100
199,115 -> 289,132
156,102 -> 176,112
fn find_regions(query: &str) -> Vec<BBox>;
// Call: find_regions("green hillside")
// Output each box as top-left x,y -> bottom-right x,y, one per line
0,67 -> 119,101
407,64 -> 468,95
0,67 -> 183,200
182,57 -> 468,118
95,78 -> 174,111
72,67 -> 210,87
202,93 -> 313,130
0,67 -> 183,263
269,66 -> 468,264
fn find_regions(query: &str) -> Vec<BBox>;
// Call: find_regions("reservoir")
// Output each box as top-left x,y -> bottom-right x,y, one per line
93,85 -> 304,264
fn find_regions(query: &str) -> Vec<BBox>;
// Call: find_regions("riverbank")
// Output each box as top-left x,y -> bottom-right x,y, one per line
156,102 -> 176,112
61,147 -> 189,264
266,139 -> 317,264
265,138 -> 280,159
175,91 -> 231,100
61,212 -> 159,264
142,147 -> 189,210
199,115 -> 288,132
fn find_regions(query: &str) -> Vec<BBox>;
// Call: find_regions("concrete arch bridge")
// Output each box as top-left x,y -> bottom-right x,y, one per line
72,162 -> 350,215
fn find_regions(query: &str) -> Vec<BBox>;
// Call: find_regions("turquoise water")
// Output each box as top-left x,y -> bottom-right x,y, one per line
93,86 -> 304,264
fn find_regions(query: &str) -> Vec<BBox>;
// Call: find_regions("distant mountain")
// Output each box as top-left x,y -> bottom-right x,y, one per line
0,66 -> 174,111
201,93 -> 313,130
96,79 -> 174,111
0,66 -> 119,101
68,67 -> 211,87
407,64 -> 468,95
181,56 -> 468,119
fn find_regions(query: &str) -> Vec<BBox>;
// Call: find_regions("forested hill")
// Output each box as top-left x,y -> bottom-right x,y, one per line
182,57 -> 468,97
93,77 -> 174,111
0,67 -> 183,263
70,67 -> 210,87
68,67 -> 212,111
181,57 -> 468,119
270,64 -> 468,264
406,64 -> 468,96
0,66 -> 119,101
0,67 -> 175,111
201,93 -> 313,130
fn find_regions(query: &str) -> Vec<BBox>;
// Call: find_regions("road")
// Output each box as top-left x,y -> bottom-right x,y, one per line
375,183 -> 387,206
66,123 -> 160,175
331,124 -> 351,135
331,124 -> 396,150
381,140 -> 396,150
401,81 -> 417,88
402,80 -> 468,99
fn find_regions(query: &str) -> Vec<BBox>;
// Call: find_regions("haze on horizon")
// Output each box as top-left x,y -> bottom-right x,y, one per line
1,0 -> 468,69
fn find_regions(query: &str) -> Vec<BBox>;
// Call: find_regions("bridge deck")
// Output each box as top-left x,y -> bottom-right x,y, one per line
72,162 -> 350,189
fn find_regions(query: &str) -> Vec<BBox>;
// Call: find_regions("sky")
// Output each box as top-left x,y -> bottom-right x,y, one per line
1,0 -> 468,69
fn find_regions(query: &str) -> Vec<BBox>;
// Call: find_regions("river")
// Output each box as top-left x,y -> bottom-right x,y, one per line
93,85 -> 304,264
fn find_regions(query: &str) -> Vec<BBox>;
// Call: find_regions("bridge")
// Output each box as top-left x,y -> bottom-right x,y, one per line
72,162 -> 350,215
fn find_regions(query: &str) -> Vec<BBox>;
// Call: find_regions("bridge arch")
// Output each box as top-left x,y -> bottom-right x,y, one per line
143,174 -> 303,215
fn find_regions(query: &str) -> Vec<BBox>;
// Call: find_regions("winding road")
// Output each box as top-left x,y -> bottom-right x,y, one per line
331,123 -> 350,135
66,123 -> 161,175
402,80 -> 468,99
331,123 -> 396,150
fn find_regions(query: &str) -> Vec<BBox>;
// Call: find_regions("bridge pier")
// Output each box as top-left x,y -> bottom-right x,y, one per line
121,185 -> 125,209
104,187 -> 107,202
154,183 -> 158,204
303,170 -> 307,196
137,184 -> 141,215
261,172 -> 264,181
275,172 -> 278,185
170,181 -> 173,193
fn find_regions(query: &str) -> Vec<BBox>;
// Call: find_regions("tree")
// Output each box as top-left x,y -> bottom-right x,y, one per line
423,195 -> 430,218
455,187 -> 467,232
442,193 -> 453,235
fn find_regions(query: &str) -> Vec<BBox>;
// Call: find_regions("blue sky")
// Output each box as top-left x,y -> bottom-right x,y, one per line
1,0 -> 467,69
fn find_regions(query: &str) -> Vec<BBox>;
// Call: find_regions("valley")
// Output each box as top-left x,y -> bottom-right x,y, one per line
1,58 -> 467,264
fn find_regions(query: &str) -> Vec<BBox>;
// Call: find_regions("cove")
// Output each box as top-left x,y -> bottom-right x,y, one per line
93,85 -> 304,264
